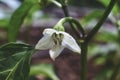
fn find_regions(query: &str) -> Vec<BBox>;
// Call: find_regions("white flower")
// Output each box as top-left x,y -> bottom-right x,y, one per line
35,28 -> 81,60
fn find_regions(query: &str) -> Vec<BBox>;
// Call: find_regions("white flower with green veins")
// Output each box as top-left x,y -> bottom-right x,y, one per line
35,28 -> 81,60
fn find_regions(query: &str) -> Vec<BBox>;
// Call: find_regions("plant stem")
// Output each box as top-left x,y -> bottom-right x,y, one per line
60,1 -> 118,80
69,18 -> 85,36
54,17 -> 85,37
61,3 -> 86,80
61,2 -> 87,80
61,5 -> 82,38
80,42 -> 88,80
85,0 -> 118,43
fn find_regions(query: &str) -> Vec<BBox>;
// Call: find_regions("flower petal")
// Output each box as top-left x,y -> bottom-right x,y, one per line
61,32 -> 81,54
35,35 -> 54,50
49,45 -> 64,60
43,28 -> 57,36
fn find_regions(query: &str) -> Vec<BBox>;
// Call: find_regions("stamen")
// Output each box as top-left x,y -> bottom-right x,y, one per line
52,32 -> 64,45
52,33 -> 57,45
59,33 -> 64,45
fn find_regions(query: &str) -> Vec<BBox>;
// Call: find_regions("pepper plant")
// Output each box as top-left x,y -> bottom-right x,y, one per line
0,0 -> 119,80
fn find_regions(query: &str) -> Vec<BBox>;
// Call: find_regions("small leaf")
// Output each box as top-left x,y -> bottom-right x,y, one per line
0,42 -> 34,80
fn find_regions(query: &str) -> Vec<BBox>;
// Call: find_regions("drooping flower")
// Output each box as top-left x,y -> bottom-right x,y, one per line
35,28 -> 81,60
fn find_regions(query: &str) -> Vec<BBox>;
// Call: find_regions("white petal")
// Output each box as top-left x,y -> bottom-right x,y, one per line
43,28 -> 57,36
61,32 -> 81,54
49,45 -> 64,60
35,35 -> 54,50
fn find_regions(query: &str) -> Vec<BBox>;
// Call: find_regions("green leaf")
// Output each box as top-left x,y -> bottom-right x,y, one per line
0,42 -> 34,80
7,0 -> 39,42
30,64 -> 59,80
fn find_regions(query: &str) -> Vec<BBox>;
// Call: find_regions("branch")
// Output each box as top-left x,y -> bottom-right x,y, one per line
85,0 -> 118,43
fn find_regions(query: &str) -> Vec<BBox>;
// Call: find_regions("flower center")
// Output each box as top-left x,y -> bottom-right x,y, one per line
52,32 -> 64,45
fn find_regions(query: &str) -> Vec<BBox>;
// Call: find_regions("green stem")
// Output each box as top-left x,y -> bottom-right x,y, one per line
69,19 -> 85,36
61,5 -> 83,38
61,2 -> 87,80
80,42 -> 88,80
55,17 -> 87,80
85,0 -> 118,43
54,17 -> 85,36
62,5 -> 69,17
